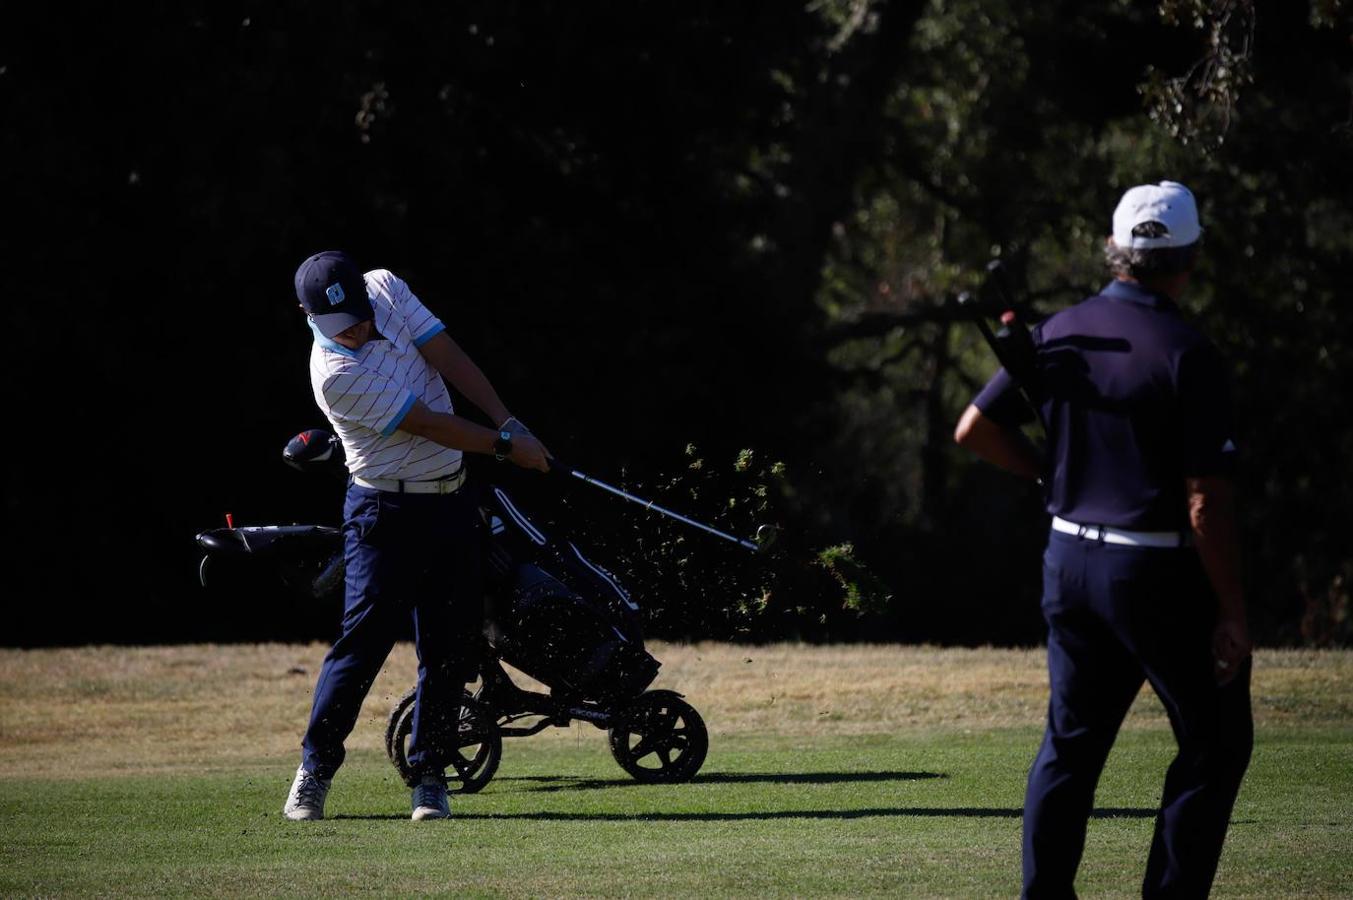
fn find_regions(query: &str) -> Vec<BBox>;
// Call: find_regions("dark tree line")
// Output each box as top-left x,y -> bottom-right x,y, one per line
5,1 -> 1349,646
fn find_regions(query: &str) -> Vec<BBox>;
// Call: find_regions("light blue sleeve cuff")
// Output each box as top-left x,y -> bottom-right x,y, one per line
381,392 -> 418,436
413,321 -> 446,348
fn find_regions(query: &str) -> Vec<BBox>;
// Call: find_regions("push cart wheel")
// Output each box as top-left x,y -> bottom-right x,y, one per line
384,675 -> 497,762
387,688 -> 502,794
385,688 -> 417,763
608,689 -> 708,783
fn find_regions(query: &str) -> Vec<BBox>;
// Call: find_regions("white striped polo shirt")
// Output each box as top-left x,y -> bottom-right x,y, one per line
308,269 -> 462,481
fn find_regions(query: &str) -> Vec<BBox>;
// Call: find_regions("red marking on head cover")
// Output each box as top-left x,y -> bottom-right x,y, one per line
298,432 -> 311,444
225,513 -> 234,529
1000,311 -> 1017,326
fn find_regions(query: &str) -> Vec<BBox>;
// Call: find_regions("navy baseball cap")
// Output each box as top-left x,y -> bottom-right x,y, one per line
294,251 -> 374,338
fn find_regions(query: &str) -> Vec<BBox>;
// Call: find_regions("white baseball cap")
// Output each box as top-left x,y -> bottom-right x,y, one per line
1111,181 -> 1201,249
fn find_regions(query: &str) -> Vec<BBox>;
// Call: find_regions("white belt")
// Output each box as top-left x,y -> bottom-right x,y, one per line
1051,516 -> 1190,548
353,468 -> 465,495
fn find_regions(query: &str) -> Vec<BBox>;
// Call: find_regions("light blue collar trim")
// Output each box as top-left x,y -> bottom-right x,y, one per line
309,318 -> 360,358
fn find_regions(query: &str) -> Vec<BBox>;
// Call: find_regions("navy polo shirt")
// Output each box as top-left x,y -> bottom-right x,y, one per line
973,279 -> 1237,530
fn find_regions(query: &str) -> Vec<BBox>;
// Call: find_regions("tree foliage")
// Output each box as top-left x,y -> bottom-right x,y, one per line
5,0 -> 1349,645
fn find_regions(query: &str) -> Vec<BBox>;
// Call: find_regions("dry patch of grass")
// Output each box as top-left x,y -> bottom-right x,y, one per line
660,644 -> 1353,737
0,643 -> 1347,779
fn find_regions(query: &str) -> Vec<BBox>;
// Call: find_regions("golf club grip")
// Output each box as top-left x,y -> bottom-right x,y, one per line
960,291 -> 1018,374
986,259 -> 1017,309
545,458 -> 577,478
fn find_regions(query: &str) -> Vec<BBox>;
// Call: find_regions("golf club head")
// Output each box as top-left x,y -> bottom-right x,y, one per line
754,524 -> 780,553
282,428 -> 345,477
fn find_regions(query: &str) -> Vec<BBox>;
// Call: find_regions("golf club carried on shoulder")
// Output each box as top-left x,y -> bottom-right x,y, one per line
547,460 -> 778,554
958,259 -> 1045,433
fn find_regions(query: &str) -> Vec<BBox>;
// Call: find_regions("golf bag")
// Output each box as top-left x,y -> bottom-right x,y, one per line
478,484 -> 660,701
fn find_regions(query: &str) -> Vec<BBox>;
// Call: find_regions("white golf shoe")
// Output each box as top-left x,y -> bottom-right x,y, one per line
283,766 -> 331,821
411,774 -> 450,821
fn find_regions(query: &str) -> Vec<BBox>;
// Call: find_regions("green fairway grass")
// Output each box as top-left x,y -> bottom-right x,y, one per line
1,645 -> 1350,897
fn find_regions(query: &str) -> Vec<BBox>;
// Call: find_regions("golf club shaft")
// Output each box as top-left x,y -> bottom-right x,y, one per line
560,467 -> 760,552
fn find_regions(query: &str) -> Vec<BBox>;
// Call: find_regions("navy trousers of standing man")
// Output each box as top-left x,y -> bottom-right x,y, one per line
302,482 -> 484,781
1023,531 -> 1253,899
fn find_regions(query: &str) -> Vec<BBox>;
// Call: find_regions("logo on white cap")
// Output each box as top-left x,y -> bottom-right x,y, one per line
1112,181 -> 1201,250
325,282 -> 346,306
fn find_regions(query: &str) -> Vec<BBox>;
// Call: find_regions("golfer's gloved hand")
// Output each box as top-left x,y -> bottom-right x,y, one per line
509,432 -> 552,473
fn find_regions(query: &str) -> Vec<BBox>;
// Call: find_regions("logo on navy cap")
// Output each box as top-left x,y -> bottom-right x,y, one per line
325,282 -> 346,306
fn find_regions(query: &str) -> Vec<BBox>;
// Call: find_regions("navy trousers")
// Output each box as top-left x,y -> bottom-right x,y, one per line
1023,531 -> 1252,899
301,482 -> 484,780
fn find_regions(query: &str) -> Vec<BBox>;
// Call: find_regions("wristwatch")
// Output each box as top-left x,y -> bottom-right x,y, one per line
492,430 -> 513,461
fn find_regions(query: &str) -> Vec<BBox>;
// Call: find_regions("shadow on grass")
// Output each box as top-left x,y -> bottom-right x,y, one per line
498,770 -> 948,793
334,807 -> 1156,822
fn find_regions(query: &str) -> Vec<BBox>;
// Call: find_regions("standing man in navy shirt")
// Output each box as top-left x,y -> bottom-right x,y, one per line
955,182 -> 1253,897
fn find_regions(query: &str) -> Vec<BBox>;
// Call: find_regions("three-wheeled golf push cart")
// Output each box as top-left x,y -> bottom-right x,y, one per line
196,429 -> 709,793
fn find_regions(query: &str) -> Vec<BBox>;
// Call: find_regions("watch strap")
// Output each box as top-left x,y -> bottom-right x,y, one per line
493,430 -> 513,461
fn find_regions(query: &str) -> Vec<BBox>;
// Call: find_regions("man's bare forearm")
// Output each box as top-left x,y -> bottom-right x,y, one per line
1189,475 -> 1250,683
1188,476 -> 1246,619
398,402 -> 500,454
444,355 -> 511,425
397,400 -> 551,471
953,404 -> 1043,480
419,332 -> 512,426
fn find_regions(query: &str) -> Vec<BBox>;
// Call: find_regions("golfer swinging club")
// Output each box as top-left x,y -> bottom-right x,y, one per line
283,251 -> 550,821
955,182 -> 1253,896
